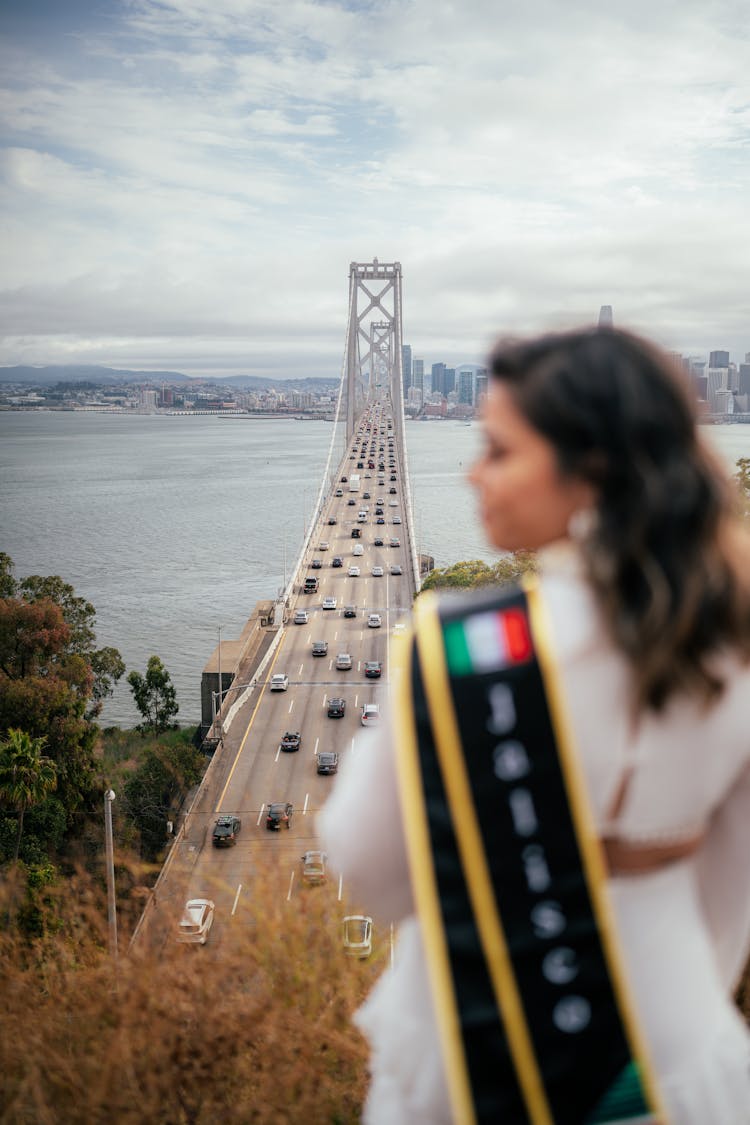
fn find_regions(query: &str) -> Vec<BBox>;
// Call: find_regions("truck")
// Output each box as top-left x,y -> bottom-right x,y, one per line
349,474 -> 360,493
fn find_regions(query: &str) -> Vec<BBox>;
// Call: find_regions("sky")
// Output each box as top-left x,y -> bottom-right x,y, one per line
1,0 -> 749,378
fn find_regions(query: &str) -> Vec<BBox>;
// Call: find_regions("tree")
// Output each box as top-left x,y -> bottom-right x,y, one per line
0,728 -> 57,862
419,551 -> 538,594
735,458 -> 750,519
127,657 -> 179,734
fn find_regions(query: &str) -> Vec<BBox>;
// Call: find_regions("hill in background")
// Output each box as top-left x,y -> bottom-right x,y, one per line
0,365 -> 340,391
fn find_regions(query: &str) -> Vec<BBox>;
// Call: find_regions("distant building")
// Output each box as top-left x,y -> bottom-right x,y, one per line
739,364 -> 750,396
412,359 -> 424,400
444,368 -> 456,396
475,370 -> 488,408
457,368 -> 474,406
402,345 -> 412,394
706,367 -> 729,413
709,350 -> 730,369
431,362 -> 447,397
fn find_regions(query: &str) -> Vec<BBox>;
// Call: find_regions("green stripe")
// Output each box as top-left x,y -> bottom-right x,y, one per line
584,1062 -> 650,1123
442,620 -> 473,676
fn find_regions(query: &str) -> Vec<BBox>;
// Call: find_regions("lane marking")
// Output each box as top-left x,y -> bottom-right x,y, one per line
215,637 -> 287,811
338,874 -> 343,902
275,744 -> 281,762
314,736 -> 319,756
288,699 -> 294,713
298,662 -> 304,675
303,792 -> 310,815
287,869 -> 295,902
232,884 -> 242,916
257,803 -> 266,826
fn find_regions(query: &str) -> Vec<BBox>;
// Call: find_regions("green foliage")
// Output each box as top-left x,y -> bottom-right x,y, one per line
735,457 -> 750,518
127,656 -> 179,735
0,728 -> 58,862
121,730 -> 203,858
0,553 -> 16,599
420,551 -> 537,593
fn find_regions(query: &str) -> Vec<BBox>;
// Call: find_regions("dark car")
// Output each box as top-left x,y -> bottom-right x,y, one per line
266,801 -> 293,830
311,558 -> 323,569
365,661 -> 382,679
376,517 -> 385,525
343,605 -> 357,618
374,536 -> 384,546
348,498 -> 356,506
312,640 -> 328,656
332,556 -> 343,567
375,507 -> 384,515
212,815 -> 241,847
328,516 -> 337,525
351,527 -> 361,538
340,475 -> 348,482
327,697 -> 346,718
316,751 -> 340,775
280,731 -> 301,753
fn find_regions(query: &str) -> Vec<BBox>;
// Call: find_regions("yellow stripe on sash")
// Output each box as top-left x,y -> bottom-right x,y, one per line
413,591 -> 555,1125
392,622 -> 478,1125
523,578 -> 666,1123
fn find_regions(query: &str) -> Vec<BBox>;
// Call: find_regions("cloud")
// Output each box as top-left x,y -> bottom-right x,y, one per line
0,0 -> 749,373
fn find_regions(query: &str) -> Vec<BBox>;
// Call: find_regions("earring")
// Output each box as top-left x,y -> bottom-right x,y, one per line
567,508 -> 598,543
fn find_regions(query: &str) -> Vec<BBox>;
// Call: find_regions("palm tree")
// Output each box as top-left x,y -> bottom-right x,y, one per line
0,728 -> 57,862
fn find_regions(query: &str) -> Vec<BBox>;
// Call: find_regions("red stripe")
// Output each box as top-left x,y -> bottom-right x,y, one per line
500,609 -> 533,664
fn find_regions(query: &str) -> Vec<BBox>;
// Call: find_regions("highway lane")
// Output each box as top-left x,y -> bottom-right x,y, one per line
155,398 -> 412,951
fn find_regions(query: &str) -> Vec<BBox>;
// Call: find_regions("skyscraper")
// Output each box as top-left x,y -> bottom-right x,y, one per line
402,345 -> 412,394
431,362 -> 447,397
413,359 -> 424,401
709,350 -> 730,369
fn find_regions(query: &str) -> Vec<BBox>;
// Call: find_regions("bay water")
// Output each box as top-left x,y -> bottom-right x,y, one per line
1,411 -> 747,726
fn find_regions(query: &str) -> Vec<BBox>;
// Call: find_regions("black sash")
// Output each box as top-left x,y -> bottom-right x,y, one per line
392,583 -> 665,1124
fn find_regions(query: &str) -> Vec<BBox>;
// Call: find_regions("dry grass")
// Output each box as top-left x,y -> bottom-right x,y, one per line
0,865 -> 376,1125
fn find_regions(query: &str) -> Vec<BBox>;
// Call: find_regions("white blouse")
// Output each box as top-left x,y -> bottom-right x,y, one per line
319,545 -> 750,1124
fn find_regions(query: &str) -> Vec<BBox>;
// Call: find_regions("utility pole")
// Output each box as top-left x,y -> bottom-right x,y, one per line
104,789 -> 118,958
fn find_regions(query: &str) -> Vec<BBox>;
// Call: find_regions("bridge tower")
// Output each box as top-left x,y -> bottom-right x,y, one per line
344,259 -> 404,441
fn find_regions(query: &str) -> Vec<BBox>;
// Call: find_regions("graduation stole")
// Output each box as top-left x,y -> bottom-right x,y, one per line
393,583 -> 665,1125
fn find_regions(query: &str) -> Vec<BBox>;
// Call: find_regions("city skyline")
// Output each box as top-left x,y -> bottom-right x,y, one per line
1,1 -> 749,377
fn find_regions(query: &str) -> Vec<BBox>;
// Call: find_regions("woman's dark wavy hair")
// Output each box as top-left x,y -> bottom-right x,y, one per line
490,326 -> 750,714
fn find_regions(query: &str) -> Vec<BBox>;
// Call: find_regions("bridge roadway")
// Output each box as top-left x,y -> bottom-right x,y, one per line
134,396 -> 415,955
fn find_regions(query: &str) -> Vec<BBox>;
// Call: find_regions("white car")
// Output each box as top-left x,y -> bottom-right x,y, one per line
371,566 -> 384,577
352,544 -> 364,556
361,702 -> 380,726
348,566 -> 360,577
319,541 -> 329,550
343,914 -> 373,958
336,652 -> 353,670
301,850 -> 327,885
176,898 -> 215,944
368,613 -> 382,628
389,499 -> 398,507
293,609 -> 308,625
322,596 -> 337,610
392,515 -> 402,524
270,673 -> 289,691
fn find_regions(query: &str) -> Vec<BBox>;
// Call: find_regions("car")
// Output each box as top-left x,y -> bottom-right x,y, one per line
312,640 -> 328,656
303,576 -> 319,593
212,815 -> 241,847
374,536 -> 384,546
340,475 -> 348,482
390,564 -> 402,575
177,898 -> 215,944
270,673 -> 289,691
335,488 -> 343,496
368,613 -> 382,628
348,565 -> 360,577
327,697 -> 346,718
311,558 -> 323,569
365,660 -> 382,678
372,566 -> 384,577
357,461 -> 364,468
348,498 -> 356,506
319,541 -> 329,550
342,915 -> 373,958
280,730 -> 301,752
332,556 -> 343,568
375,507 -> 384,515
389,538 -> 400,548
266,801 -> 293,830
393,515 -> 401,524
322,595 -> 337,610
293,609 -> 308,625
301,850 -> 327,885
343,605 -> 357,618
327,517 -> 337,525
376,517 -> 385,525
376,497 -> 385,505
361,702 -> 380,726
363,491 -> 371,499
389,499 -> 398,506
316,751 -> 339,775
351,527 -> 361,538
335,652 -> 352,669
352,543 -> 364,556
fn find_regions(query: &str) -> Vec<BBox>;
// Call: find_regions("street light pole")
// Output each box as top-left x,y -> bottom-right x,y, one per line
104,789 -> 118,959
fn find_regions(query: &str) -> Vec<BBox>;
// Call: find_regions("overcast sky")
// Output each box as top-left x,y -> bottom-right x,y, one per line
1,0 -> 748,378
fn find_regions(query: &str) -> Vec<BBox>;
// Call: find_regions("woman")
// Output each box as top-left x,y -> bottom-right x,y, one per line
319,327 -> 750,1124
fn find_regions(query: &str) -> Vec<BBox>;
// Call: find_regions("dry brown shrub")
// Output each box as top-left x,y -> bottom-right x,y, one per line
0,864 -> 378,1124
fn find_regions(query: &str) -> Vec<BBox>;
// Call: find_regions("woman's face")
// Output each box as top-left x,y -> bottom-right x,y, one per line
469,380 -> 597,552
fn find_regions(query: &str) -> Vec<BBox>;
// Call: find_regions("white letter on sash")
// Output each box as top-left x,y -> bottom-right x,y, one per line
552,996 -> 591,1034
508,787 -> 538,836
530,900 -> 566,939
542,947 -> 579,986
493,741 -> 530,782
522,844 -> 551,892
486,682 -> 517,734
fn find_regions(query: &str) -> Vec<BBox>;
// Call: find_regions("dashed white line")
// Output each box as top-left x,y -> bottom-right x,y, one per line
232,884 -> 242,916
275,744 -> 281,762
314,736 -> 319,755
338,873 -> 344,902
287,870 -> 295,902
298,662 -> 304,675
257,803 -> 266,826
288,699 -> 294,713
303,792 -> 310,815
